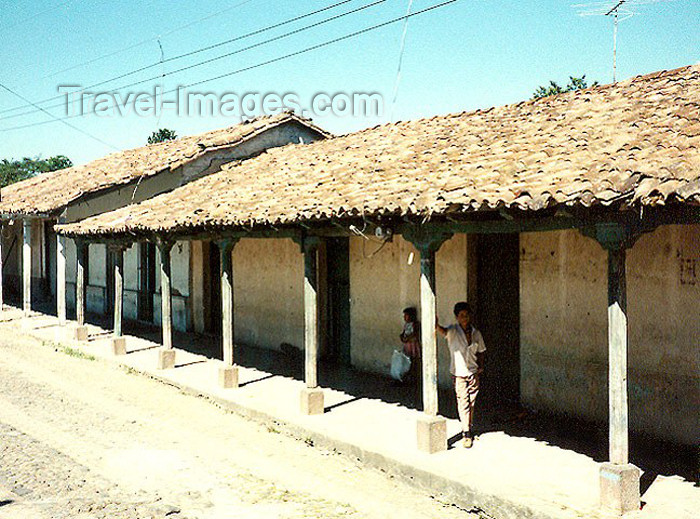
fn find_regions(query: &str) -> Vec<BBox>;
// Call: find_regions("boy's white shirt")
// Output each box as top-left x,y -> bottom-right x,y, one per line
445,324 -> 486,377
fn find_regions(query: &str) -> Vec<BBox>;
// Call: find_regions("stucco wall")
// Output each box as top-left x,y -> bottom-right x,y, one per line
232,238 -> 304,351
520,225 -> 700,445
154,240 -> 191,332
349,234 -> 470,387
87,243 -> 107,314
124,244 -> 139,321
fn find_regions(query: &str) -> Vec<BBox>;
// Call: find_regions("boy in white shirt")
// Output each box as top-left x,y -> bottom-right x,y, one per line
436,302 -> 486,448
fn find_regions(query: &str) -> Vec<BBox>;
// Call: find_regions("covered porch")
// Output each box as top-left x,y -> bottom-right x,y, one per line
3,287 -> 697,519
39,199 -> 697,516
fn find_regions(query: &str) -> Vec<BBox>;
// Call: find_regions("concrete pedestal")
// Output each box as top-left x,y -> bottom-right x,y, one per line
600,462 -> 640,516
67,324 -> 89,342
157,348 -> 176,370
218,366 -> 239,389
416,415 -> 447,454
300,387 -> 324,415
111,337 -> 127,356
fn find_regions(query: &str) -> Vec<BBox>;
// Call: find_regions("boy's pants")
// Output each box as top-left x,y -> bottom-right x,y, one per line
454,374 -> 479,434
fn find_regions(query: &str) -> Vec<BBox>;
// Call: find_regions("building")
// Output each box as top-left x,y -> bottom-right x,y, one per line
0,112 -> 328,332
6,65 -> 700,515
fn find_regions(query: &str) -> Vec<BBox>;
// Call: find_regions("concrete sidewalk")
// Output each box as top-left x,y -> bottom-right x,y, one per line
3,307 -> 698,519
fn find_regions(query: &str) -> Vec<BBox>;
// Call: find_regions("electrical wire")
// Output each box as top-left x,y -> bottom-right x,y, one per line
0,1 -> 71,32
389,0 -> 415,122
0,81 -> 118,149
0,0 -> 458,134
0,0 -> 357,118
40,0 -> 259,80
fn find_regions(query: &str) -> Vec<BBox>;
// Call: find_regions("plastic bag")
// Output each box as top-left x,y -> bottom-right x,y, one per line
390,349 -> 411,381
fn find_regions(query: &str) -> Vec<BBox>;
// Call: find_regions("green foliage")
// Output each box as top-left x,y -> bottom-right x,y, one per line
0,155 -> 72,187
147,128 -> 178,144
532,75 -> 599,99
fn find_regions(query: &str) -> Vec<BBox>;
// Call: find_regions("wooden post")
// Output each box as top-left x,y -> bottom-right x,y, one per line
218,239 -> 239,388
404,227 -> 452,453
585,223 -> 641,515
112,246 -> 124,338
607,247 -> 628,465
75,240 -> 87,326
300,236 -> 324,414
419,246 -> 439,416
56,233 -> 67,326
110,245 -> 127,355
156,239 -> 175,369
23,219 -> 32,316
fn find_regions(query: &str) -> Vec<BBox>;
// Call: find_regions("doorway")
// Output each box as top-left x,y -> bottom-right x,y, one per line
203,241 -> 222,336
138,242 -> 156,323
475,233 -> 521,409
324,237 -> 351,365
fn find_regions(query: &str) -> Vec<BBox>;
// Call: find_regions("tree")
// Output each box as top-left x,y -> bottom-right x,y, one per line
0,155 -> 72,188
532,75 -> 598,99
148,128 -> 178,144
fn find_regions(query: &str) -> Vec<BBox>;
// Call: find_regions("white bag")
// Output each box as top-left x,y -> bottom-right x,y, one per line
390,349 -> 411,381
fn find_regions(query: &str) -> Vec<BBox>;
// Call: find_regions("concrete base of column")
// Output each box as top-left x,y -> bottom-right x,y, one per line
65,324 -> 89,342
111,337 -> 127,356
156,348 -> 176,370
416,415 -> 447,454
300,387 -> 324,415
218,366 -> 239,389
599,462 -> 641,516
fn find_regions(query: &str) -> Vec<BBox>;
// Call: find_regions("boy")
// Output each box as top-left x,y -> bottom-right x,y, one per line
436,302 -> 486,448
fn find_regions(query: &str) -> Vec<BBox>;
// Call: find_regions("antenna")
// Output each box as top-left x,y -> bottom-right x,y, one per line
573,0 -> 674,83
607,1 -> 626,82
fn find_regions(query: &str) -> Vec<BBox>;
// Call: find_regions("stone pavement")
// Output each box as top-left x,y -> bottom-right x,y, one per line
2,306 -> 698,519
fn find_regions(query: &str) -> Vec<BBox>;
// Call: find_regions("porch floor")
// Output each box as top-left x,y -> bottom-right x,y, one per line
3,305 -> 698,519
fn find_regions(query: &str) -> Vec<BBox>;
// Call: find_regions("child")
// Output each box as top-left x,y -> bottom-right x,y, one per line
400,308 -> 421,399
400,307 -> 421,361
436,302 -> 486,448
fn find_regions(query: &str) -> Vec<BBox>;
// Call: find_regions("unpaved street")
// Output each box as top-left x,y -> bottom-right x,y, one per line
0,327 -> 477,519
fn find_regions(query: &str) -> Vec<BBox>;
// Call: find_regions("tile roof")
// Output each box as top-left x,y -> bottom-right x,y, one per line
0,112 -> 328,217
59,64 -> 700,238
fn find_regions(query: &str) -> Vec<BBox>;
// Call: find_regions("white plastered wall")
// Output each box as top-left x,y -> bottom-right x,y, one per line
124,244 -> 139,321
154,240 -> 191,332
349,234 -> 470,387
232,238 -> 304,351
520,225 -> 700,445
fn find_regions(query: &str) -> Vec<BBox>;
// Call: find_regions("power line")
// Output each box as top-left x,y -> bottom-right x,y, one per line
0,0 -> 458,134
0,81 -> 118,150
0,1 -> 71,32
0,0 -> 386,122
389,0 -> 415,122
40,0 -> 259,80
0,0 -> 364,120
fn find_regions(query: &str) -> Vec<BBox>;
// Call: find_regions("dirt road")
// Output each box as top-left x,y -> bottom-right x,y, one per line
0,328 -> 477,519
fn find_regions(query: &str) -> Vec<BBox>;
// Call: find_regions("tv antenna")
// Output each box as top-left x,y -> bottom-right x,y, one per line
574,0 -> 674,83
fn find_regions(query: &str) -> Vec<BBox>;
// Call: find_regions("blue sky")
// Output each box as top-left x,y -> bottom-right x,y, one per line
0,0 -> 698,165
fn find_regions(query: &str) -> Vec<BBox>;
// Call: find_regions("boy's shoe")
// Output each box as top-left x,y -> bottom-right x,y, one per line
462,433 -> 473,448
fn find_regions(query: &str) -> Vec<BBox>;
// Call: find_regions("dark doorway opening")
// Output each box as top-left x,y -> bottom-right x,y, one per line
475,233 -> 521,411
204,241 -> 221,336
106,247 -> 114,316
138,243 -> 156,323
324,237 -> 351,366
